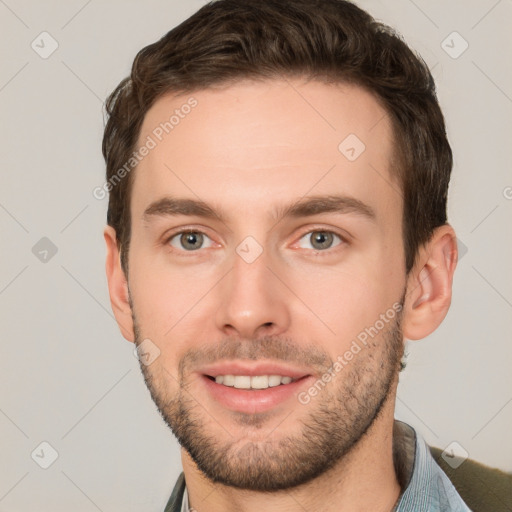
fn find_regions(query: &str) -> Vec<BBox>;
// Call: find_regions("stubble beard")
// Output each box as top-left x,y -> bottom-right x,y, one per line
132,299 -> 405,492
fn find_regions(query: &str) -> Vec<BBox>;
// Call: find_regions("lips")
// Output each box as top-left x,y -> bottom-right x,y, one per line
197,361 -> 314,414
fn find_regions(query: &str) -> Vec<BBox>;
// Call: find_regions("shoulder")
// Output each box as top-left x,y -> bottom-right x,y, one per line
429,446 -> 512,512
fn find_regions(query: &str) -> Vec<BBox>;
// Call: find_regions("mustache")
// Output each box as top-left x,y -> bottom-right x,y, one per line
178,335 -> 332,376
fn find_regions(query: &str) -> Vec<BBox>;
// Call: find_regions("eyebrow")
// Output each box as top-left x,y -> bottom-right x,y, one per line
142,194 -> 376,224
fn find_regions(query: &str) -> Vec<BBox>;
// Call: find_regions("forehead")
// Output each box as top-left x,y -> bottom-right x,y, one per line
132,78 -> 400,224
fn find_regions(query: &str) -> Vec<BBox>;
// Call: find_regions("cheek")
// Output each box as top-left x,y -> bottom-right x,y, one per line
288,260 -> 400,348
299,274 -> 371,341
128,249 -> 219,339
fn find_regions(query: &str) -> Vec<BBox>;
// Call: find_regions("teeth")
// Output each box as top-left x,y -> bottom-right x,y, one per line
234,376 -> 251,389
250,375 -> 268,389
268,375 -> 282,387
213,374 -> 296,389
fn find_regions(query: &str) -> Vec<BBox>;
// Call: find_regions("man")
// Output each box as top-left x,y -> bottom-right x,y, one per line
101,1 -> 508,511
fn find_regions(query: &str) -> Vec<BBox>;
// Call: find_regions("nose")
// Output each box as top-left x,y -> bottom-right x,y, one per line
214,245 -> 291,340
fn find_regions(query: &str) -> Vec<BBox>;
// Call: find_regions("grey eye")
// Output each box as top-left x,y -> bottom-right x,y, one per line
169,231 -> 213,251
297,231 -> 342,250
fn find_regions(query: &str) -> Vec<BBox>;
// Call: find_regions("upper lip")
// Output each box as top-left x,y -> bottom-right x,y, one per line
197,361 -> 312,379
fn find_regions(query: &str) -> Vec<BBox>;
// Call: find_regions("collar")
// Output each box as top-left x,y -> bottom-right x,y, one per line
392,421 -> 471,512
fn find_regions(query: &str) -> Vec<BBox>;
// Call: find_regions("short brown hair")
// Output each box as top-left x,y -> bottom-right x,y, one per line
102,0 -> 452,276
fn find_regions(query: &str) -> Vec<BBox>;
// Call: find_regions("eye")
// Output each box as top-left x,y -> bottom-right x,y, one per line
297,230 -> 343,251
168,231 -> 214,251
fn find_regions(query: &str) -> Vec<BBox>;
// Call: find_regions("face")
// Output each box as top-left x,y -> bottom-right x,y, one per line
127,79 -> 407,490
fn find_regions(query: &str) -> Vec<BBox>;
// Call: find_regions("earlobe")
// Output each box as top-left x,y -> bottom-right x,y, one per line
402,225 -> 458,341
104,225 -> 135,342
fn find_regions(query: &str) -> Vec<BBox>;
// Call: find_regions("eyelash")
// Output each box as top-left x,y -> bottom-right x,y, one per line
163,227 -> 349,255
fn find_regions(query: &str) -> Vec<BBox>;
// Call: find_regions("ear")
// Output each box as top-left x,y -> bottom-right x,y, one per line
402,224 -> 458,341
104,225 -> 135,342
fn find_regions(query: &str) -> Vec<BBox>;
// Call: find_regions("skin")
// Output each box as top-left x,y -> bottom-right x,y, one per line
104,78 -> 458,512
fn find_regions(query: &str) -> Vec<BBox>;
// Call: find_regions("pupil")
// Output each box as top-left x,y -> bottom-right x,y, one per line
312,232 -> 332,249
182,232 -> 202,250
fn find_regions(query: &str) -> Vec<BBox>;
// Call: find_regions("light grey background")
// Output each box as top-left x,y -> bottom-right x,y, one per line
1,0 -> 511,510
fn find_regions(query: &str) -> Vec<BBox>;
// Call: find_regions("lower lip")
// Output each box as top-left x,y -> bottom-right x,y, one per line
200,375 -> 313,414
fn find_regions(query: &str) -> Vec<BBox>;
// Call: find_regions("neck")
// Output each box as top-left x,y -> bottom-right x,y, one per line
181,390 -> 401,512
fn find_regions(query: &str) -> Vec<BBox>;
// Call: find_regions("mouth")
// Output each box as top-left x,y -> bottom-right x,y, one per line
197,362 -> 314,414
